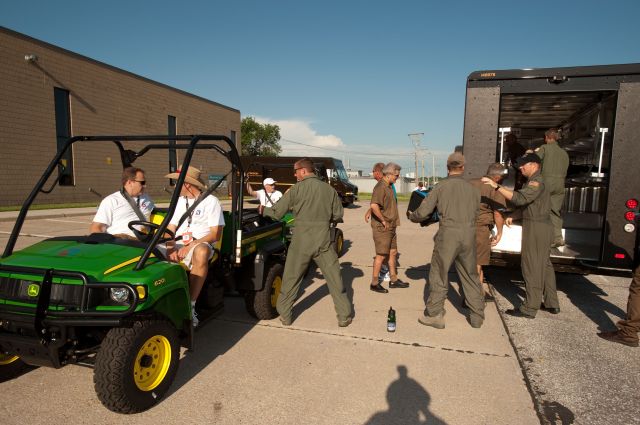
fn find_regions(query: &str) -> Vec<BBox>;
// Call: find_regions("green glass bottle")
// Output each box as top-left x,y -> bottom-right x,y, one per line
387,306 -> 396,332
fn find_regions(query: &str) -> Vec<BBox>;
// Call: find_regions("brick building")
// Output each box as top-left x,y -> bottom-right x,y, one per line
0,27 -> 241,207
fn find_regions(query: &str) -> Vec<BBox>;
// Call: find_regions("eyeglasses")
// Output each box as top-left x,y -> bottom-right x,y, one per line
293,167 -> 303,172
133,180 -> 146,185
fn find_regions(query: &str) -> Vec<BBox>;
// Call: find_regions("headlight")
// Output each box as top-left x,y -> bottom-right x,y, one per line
110,288 -> 130,303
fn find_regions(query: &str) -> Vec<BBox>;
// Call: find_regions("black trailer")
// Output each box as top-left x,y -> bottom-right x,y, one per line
462,63 -> 640,274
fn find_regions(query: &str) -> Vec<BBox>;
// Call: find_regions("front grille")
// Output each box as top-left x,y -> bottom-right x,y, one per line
0,276 -> 85,308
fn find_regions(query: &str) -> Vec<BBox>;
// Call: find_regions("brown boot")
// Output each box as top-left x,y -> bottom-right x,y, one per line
597,330 -> 638,347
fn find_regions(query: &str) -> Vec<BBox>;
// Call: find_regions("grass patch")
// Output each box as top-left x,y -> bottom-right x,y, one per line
358,193 -> 412,202
0,196 -> 232,212
0,203 -> 99,212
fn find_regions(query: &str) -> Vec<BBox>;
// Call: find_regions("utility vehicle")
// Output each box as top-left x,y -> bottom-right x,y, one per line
0,135 -> 290,413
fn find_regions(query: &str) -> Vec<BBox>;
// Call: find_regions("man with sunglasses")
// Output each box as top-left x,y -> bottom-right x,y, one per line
90,166 -> 154,238
263,157 -> 352,327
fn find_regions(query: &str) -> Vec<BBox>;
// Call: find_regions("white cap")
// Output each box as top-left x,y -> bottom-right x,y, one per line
263,177 -> 276,185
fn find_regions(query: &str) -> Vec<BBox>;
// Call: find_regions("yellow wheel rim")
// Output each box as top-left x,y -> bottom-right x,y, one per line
271,276 -> 283,308
336,235 -> 344,255
133,335 -> 172,391
0,353 -> 20,365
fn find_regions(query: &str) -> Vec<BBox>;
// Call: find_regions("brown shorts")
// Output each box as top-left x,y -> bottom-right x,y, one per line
476,225 -> 492,266
372,222 -> 397,255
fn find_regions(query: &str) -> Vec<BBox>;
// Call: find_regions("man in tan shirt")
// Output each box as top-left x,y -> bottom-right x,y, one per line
369,162 -> 409,293
469,163 -> 507,300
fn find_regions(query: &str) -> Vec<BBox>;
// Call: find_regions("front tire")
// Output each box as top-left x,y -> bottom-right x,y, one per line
244,262 -> 284,320
333,228 -> 345,258
0,354 -> 30,382
94,320 -> 180,413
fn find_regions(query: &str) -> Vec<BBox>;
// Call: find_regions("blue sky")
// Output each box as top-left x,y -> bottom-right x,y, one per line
3,0 -> 639,175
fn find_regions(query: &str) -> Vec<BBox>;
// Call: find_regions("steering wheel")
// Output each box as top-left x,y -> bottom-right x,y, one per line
127,220 -> 175,243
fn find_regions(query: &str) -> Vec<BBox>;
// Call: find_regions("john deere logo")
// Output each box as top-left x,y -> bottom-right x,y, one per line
27,284 -> 40,297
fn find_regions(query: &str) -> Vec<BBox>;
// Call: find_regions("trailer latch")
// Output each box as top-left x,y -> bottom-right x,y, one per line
548,75 -> 569,84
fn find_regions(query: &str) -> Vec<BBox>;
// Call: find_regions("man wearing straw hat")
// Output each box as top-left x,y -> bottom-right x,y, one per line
164,166 -> 225,327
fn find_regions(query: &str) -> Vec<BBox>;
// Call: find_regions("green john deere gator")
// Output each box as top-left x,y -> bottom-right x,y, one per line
0,135 -> 295,413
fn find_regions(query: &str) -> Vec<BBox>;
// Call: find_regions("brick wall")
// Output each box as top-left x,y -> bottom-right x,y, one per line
0,27 -> 241,207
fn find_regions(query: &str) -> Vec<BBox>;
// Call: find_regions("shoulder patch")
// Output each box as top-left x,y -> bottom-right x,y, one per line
528,181 -> 540,188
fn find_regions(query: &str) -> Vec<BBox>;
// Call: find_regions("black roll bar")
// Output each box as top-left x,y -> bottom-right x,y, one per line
2,135 -> 245,270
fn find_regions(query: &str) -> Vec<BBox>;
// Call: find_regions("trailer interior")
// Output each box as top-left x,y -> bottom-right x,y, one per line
492,90 -> 618,268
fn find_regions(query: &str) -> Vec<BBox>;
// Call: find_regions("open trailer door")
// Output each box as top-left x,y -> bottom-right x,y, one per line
599,82 -> 640,270
462,86 -> 500,179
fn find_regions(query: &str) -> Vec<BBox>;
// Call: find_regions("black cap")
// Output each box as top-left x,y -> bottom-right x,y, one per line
514,153 -> 541,168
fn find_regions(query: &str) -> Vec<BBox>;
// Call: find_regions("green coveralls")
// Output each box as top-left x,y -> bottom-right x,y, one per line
510,172 -> 559,316
408,175 -> 485,322
536,142 -> 569,241
263,175 -> 352,323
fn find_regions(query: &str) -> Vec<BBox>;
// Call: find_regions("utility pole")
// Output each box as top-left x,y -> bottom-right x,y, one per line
408,132 -> 424,187
432,153 -> 436,186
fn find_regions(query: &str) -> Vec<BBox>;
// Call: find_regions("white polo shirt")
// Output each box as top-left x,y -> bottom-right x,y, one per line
255,189 -> 283,207
170,195 -> 225,240
93,191 -> 154,237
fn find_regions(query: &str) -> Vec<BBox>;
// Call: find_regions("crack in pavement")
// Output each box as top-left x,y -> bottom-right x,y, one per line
215,317 -> 512,359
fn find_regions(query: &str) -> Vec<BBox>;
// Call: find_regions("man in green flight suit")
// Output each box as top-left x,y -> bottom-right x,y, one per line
408,152 -> 485,329
534,128 -> 569,247
483,152 -> 560,318
263,157 -> 353,327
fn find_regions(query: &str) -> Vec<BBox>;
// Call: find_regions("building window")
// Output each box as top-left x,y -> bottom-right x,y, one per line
168,115 -> 177,185
54,87 -> 74,185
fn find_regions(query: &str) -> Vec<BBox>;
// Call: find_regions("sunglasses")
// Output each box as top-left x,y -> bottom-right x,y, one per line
133,180 -> 146,185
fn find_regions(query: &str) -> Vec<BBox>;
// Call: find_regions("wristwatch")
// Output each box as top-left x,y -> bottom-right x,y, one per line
494,184 -> 501,191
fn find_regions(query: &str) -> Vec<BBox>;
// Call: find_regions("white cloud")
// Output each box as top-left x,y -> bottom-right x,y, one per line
254,116 -> 344,155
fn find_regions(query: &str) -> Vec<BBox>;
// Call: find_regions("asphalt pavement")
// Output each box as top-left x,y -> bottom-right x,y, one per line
0,201 -> 638,424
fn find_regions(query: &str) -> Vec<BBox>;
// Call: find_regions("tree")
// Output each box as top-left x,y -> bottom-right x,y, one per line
241,117 -> 282,156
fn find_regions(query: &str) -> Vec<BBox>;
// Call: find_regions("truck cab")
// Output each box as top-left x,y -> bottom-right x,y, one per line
241,156 -> 358,206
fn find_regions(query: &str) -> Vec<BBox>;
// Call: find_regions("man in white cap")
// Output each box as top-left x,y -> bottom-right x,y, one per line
247,177 -> 283,214
164,166 -> 225,326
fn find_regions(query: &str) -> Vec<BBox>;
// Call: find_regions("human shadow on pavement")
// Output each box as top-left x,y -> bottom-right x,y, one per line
364,365 -> 447,425
290,261 -> 363,320
489,267 -> 626,330
341,239 -> 352,256
168,299 -> 257,399
406,265 -> 468,315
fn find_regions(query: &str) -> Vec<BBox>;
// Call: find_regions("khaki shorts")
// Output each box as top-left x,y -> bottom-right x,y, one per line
372,222 -> 397,255
157,242 -> 213,269
476,225 -> 492,266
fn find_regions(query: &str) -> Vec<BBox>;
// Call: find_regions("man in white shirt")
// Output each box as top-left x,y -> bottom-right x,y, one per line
247,177 -> 283,213
90,167 -> 154,237
164,166 -> 225,326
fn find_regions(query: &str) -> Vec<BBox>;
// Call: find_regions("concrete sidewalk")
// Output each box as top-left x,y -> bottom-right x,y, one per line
0,206 -> 98,222
0,201 -> 540,424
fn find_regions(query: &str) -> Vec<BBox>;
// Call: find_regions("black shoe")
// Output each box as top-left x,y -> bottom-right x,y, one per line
389,279 -> 410,288
370,283 -> 389,293
505,309 -> 535,319
541,305 -> 560,314
597,330 -> 639,347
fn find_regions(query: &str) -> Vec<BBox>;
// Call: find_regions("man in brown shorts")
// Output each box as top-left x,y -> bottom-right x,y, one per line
470,163 -> 507,300
369,162 -> 409,293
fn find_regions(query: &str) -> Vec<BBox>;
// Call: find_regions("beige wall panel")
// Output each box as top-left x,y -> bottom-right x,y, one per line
0,28 -> 240,206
